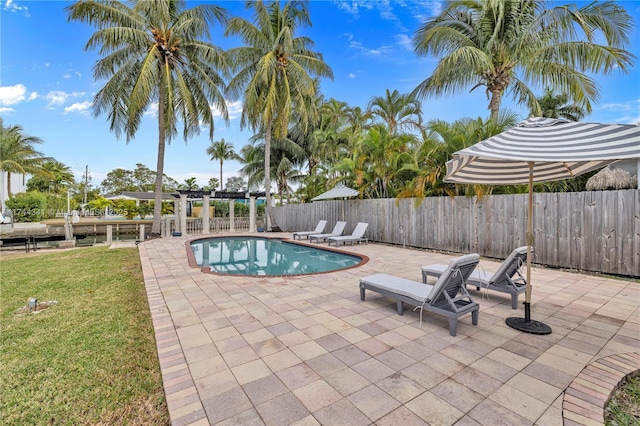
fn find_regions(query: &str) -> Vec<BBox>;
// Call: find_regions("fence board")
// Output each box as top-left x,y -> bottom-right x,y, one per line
272,189 -> 639,277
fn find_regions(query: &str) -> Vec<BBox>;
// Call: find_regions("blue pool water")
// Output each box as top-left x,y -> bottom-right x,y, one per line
190,237 -> 363,276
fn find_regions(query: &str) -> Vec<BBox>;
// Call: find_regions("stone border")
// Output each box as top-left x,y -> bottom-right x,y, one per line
563,352 -> 640,425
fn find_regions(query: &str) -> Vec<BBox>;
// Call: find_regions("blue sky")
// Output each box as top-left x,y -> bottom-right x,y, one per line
2,0 -> 639,190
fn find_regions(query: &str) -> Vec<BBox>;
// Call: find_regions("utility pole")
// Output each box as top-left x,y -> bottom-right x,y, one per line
83,165 -> 88,205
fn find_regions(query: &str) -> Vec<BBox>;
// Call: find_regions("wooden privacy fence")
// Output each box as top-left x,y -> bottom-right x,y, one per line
273,189 -> 639,278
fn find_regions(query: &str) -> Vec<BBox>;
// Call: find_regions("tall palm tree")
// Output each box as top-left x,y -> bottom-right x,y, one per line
367,89 -> 423,135
0,119 -> 48,201
412,0 -> 635,120
225,0 -> 333,229
67,0 -> 229,235
206,138 -> 238,191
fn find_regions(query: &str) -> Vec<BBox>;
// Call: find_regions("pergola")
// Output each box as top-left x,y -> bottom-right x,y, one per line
172,190 -> 266,235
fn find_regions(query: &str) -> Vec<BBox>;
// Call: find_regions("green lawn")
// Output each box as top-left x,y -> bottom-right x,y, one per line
0,247 -> 169,425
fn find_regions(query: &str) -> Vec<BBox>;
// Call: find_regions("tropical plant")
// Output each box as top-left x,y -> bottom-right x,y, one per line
203,177 -> 220,192
533,88 -> 586,121
412,0 -> 635,120
67,0 -> 229,235
397,113 -> 519,201
0,119 -> 49,201
367,89 -> 423,135
136,202 -> 154,219
5,191 -> 47,222
206,138 -> 239,191
179,177 -> 199,191
86,196 -> 113,218
26,160 -> 75,194
225,0 -> 333,229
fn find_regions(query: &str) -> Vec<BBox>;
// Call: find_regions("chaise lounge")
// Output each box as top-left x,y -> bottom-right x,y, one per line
292,220 -> 327,240
359,254 -> 480,336
421,246 -> 528,309
309,221 -> 347,243
327,222 -> 368,246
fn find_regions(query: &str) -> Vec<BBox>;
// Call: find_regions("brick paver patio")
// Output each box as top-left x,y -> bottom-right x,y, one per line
138,233 -> 639,425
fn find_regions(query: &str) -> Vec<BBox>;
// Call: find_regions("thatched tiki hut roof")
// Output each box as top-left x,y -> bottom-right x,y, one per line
586,166 -> 638,190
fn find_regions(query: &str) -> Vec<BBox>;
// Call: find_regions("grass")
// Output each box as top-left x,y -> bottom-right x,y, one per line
0,247 -> 169,425
606,374 -> 640,426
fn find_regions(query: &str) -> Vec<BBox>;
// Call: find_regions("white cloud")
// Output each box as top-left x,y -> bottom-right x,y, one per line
3,0 -> 29,16
396,34 -> 413,50
0,107 -> 15,114
64,101 -> 92,115
28,92 -> 38,101
211,99 -> 243,121
63,73 -> 72,79
334,1 -> 373,17
348,73 -> 357,79
45,91 -> 69,107
0,83 -> 27,106
44,90 -> 85,107
349,40 -> 393,57
593,99 -> 640,124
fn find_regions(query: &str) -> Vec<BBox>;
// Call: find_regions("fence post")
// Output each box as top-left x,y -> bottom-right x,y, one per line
203,194 -> 211,234
106,225 -> 113,246
139,224 -> 145,241
250,196 -> 256,232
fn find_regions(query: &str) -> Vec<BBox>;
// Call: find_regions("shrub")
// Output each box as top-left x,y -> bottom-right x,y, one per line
5,192 -> 47,222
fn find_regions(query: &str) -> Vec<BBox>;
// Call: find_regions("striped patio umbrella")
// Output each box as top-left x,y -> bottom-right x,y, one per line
312,184 -> 360,222
311,183 -> 359,201
445,117 -> 640,334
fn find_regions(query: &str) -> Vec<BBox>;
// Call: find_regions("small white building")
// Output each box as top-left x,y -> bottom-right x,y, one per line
0,171 -> 28,211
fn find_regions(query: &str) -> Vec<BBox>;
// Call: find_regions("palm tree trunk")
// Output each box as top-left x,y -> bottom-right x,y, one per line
6,172 -> 12,198
264,120 -> 278,230
489,90 -> 502,121
219,159 -> 223,191
152,89 -> 166,235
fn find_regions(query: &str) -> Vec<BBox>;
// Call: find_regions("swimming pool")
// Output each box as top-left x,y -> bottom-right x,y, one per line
188,236 -> 366,276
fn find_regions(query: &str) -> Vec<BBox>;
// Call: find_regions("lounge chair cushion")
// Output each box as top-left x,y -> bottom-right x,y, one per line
359,273 -> 433,303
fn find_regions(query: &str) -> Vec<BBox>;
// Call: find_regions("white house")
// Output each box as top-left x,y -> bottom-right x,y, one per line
0,171 -> 27,211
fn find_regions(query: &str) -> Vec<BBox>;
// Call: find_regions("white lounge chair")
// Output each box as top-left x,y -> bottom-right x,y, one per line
327,222 -> 368,246
292,220 -> 327,240
421,247 -> 527,309
360,254 -> 480,336
309,221 -> 347,243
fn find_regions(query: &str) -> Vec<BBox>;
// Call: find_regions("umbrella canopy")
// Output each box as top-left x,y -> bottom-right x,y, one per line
445,117 -> 640,185
444,117 -> 640,334
311,184 -> 359,201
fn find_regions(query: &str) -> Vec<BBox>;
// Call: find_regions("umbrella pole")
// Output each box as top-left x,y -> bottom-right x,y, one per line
505,162 -> 552,335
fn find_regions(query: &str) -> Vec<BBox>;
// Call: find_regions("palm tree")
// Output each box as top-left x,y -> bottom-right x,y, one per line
0,119 -> 48,201
27,160 -> 75,194
534,88 -> 586,121
225,0 -> 333,229
206,138 -> 238,191
412,0 -> 635,120
397,113 -> 519,201
180,177 -> 198,191
367,89 -> 423,135
67,0 -> 229,235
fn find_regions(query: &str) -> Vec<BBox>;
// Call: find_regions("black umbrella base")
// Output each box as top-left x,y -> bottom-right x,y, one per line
506,317 -> 552,335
